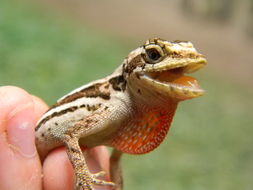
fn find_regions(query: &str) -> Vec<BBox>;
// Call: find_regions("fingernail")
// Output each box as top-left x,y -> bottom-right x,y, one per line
7,104 -> 36,158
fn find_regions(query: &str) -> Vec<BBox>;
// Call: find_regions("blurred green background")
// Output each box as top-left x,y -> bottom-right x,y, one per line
0,0 -> 253,189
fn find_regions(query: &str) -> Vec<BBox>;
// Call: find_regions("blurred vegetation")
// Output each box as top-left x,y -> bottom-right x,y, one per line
0,0 -> 253,190
0,0 -> 127,103
181,0 -> 253,37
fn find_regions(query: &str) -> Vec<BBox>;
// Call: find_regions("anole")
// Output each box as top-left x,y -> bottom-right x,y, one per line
35,38 -> 207,190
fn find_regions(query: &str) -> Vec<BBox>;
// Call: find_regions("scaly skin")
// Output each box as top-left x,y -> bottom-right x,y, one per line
35,38 -> 207,190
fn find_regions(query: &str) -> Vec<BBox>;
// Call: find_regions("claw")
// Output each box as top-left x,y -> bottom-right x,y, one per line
92,171 -> 115,186
75,171 -> 115,190
93,171 -> 106,178
93,178 -> 115,186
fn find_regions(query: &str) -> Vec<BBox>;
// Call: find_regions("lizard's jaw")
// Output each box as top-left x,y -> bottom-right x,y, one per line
141,57 -> 207,101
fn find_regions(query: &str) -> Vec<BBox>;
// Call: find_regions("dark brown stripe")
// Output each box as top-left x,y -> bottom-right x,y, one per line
124,54 -> 144,74
35,103 -> 102,131
36,82 -> 111,131
109,75 -> 126,91
35,105 -> 79,131
48,82 -> 111,111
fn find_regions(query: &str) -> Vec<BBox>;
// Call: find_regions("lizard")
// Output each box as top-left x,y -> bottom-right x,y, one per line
35,38 -> 207,190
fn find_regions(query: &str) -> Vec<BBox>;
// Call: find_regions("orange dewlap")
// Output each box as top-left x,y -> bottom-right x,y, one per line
110,104 -> 177,154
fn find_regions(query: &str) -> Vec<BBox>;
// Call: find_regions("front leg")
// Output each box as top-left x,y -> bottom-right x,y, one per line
62,107 -> 118,190
61,100 -> 129,190
63,134 -> 114,190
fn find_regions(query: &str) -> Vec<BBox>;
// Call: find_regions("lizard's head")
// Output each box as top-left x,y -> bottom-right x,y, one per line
110,39 -> 207,154
123,38 -> 207,103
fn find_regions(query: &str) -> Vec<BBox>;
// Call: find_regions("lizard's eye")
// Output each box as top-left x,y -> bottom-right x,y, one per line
144,45 -> 164,64
147,49 -> 161,61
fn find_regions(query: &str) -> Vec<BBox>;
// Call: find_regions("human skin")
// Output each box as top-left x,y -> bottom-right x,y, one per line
0,86 -> 111,190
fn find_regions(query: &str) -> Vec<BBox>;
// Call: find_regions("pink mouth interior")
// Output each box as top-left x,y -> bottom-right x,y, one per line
147,68 -> 201,89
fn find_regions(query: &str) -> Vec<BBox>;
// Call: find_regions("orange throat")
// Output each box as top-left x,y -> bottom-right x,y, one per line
110,103 -> 178,154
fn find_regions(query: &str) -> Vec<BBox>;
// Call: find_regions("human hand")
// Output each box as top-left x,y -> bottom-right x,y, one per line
0,86 -> 111,190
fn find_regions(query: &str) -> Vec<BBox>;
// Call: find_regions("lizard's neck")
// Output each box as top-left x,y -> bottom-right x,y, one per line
110,101 -> 178,154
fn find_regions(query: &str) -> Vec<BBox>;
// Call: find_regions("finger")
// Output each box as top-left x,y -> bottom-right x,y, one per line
86,146 -> 110,179
0,86 -> 42,190
43,147 -> 74,190
31,95 -> 48,122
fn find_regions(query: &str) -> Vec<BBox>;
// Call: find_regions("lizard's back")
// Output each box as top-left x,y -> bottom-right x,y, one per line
35,76 -> 119,158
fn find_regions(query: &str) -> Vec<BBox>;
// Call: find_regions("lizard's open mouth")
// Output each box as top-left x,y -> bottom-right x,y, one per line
142,58 -> 207,100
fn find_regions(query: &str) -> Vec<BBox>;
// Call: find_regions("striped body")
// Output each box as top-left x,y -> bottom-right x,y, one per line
35,66 -> 177,158
35,66 -> 132,158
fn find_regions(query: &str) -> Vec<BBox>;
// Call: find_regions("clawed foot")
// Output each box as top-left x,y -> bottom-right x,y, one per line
75,170 -> 115,190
